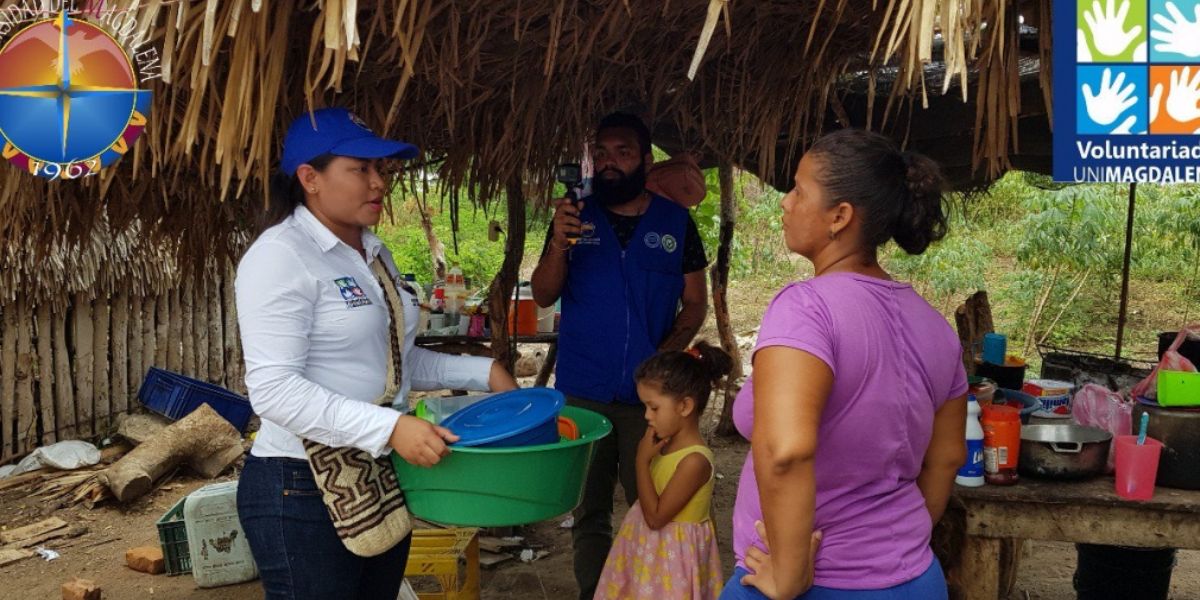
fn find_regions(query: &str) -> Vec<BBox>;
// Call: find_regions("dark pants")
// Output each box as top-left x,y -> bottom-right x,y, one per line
567,396 -> 648,600
237,455 -> 413,600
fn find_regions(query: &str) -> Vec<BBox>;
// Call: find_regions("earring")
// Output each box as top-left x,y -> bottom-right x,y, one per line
828,230 -> 837,240
309,188 -> 316,193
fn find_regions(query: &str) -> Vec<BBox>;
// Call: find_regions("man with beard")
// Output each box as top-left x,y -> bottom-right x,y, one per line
531,112 -> 709,599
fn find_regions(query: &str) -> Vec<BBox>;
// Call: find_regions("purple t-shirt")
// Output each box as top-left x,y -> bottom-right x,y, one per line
732,272 -> 967,590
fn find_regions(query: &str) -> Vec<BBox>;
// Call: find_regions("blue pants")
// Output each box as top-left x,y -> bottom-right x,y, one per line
237,455 -> 413,600
718,559 -> 947,600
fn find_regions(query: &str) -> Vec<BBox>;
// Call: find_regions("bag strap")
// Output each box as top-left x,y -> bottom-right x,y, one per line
369,258 -> 408,405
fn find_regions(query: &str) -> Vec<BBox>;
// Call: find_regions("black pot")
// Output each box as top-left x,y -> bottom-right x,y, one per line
1157,331 -> 1200,365
1132,402 -> 1200,490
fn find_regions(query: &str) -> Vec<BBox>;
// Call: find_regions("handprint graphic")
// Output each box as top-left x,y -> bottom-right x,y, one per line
1079,0 -> 1150,62
1078,66 -> 1147,134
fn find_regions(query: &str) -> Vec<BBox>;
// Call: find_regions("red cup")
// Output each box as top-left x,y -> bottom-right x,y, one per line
1114,435 -> 1163,501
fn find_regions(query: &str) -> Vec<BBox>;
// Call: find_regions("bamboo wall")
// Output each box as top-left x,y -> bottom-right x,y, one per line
0,269 -> 244,464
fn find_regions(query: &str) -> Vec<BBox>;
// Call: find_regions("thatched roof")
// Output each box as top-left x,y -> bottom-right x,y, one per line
0,0 -> 1050,302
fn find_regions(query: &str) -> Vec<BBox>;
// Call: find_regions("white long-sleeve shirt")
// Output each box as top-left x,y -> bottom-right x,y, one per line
236,205 -> 493,459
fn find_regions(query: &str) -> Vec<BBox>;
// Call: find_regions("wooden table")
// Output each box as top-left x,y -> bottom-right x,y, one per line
415,333 -> 559,386
954,477 -> 1200,599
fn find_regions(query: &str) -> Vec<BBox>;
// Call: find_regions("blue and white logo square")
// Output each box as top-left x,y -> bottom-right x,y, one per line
1150,0 -> 1200,61
1077,66 -> 1149,133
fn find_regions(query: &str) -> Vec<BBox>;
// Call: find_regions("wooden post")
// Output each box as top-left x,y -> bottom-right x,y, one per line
15,298 -> 35,453
194,279 -> 210,382
1115,182 -> 1136,359
167,287 -> 183,372
36,304 -> 55,446
181,281 -> 196,377
53,304 -> 75,441
112,291 -> 130,416
142,296 -> 157,378
73,293 -> 95,439
129,295 -> 144,398
223,271 -> 244,393
93,297 -> 111,432
713,162 -> 744,437
487,178 -> 526,373
961,536 -> 1002,600
207,276 -> 224,384
2,303 -> 16,458
955,291 -> 995,376
155,292 -> 169,369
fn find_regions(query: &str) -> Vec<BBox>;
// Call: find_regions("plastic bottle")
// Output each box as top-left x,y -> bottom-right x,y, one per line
956,394 -> 986,487
445,265 -> 466,325
982,404 -> 1021,485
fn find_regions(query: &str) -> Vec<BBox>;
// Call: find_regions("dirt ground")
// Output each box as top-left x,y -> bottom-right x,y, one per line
2,427 -> 1199,599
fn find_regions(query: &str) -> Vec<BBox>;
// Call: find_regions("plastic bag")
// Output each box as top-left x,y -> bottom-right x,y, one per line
0,440 -> 100,479
1130,324 -> 1200,400
1071,383 -> 1132,473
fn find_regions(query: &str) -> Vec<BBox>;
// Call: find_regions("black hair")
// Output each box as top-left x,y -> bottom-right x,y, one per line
596,112 -> 653,156
634,340 -> 734,415
260,153 -> 337,233
806,129 -> 948,255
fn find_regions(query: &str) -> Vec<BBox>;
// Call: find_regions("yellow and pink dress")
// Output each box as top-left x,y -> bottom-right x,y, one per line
595,445 -> 723,600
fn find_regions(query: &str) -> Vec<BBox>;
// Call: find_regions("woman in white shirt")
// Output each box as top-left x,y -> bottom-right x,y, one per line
235,108 -> 518,600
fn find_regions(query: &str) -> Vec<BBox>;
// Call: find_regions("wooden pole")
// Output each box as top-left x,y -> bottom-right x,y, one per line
53,304 -> 74,441
223,270 -> 244,393
112,291 -> 130,416
93,296 -> 111,432
181,281 -> 196,376
487,178 -> 526,373
713,162 -> 744,437
207,276 -> 224,384
1115,183 -> 1136,359
142,296 -> 157,379
167,288 -> 183,372
15,298 -> 35,453
2,303 -> 16,458
195,279 -> 210,382
73,294 -> 95,439
129,295 -> 144,399
36,304 -> 55,446
155,292 -> 169,369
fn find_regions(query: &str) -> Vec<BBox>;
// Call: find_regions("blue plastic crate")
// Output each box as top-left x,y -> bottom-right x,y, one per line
138,367 -> 253,432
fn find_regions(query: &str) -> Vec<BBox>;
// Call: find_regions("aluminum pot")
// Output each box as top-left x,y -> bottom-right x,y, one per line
1019,424 -> 1112,480
1132,402 -> 1200,490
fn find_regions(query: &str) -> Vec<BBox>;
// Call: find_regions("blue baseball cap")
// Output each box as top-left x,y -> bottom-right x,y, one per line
280,108 -> 419,176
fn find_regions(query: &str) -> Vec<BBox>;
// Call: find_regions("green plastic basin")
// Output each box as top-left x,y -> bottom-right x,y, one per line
390,405 -> 611,526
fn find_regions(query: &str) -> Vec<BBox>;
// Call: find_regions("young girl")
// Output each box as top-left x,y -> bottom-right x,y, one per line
595,341 -> 734,600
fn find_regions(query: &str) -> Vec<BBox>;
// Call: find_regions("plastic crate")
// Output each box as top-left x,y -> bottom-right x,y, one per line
156,495 -> 192,575
138,367 -> 253,432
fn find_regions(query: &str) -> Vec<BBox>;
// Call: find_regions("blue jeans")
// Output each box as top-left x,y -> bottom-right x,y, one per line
237,455 -> 412,600
718,559 -> 947,600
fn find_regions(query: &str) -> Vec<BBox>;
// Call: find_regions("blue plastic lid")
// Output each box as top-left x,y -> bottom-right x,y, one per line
441,388 -> 565,447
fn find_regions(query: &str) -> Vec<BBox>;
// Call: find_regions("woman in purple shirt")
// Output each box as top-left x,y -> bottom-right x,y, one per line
720,129 -> 969,600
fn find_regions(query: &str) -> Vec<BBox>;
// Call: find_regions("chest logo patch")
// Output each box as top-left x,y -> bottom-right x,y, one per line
644,232 -> 661,249
661,234 -> 678,253
333,276 -> 372,308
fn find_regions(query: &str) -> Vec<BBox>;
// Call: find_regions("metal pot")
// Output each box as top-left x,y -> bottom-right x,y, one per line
1132,402 -> 1200,490
1019,424 -> 1112,480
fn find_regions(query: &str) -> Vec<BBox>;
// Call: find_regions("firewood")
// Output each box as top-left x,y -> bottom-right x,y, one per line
97,404 -> 243,503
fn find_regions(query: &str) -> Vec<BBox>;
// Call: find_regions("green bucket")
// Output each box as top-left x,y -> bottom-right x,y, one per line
390,405 -> 612,526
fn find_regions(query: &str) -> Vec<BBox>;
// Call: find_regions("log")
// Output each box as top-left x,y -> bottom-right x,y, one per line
486,178 -> 526,373
98,403 -> 243,503
181,281 -> 195,377
36,304 -> 55,446
713,163 -> 744,437
112,292 -> 130,416
16,297 -> 36,452
93,297 -> 110,430
207,277 -> 224,384
2,302 -> 17,458
129,295 -> 144,400
194,279 -> 209,382
73,294 -> 94,439
53,305 -> 74,440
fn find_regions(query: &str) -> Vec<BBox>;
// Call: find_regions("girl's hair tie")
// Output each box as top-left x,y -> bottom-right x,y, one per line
685,347 -> 703,360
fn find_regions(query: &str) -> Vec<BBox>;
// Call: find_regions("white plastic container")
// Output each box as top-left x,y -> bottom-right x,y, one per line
183,481 -> 258,588
955,395 -> 986,487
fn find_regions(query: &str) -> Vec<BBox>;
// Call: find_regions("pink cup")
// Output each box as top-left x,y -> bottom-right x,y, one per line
1114,435 -> 1163,501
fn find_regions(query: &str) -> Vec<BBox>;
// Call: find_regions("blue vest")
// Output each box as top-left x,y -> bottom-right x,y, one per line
555,195 -> 689,405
